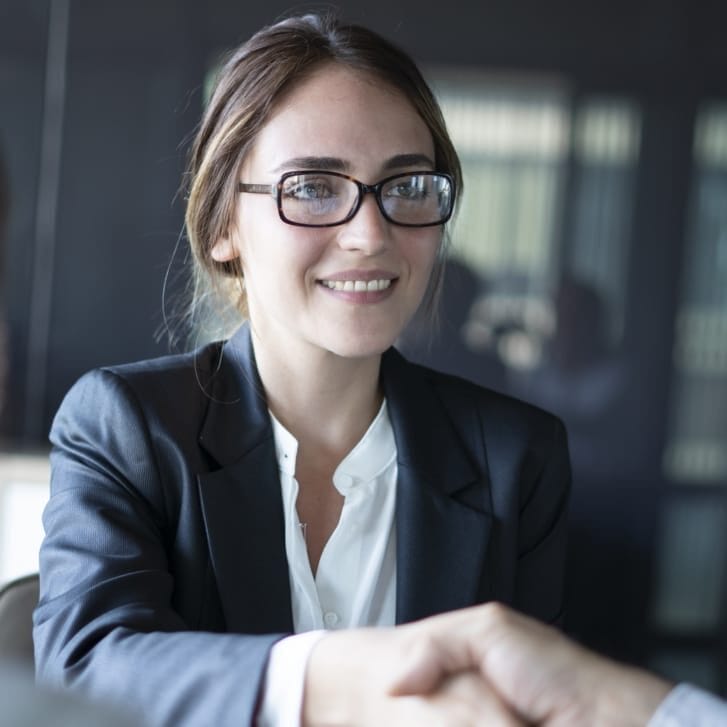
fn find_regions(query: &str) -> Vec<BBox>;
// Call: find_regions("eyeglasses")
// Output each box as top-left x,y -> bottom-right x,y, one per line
238,170 -> 455,228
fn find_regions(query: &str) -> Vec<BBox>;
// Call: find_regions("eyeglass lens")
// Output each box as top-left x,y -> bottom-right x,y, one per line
279,172 -> 452,226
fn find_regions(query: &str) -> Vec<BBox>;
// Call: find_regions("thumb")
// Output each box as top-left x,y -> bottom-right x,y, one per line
387,630 -> 474,696
387,654 -> 445,697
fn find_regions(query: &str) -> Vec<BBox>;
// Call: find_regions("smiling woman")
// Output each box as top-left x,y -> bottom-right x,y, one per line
33,12 -> 571,727
211,64 -> 445,368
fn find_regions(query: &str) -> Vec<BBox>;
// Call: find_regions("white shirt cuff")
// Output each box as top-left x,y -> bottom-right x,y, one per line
256,631 -> 327,727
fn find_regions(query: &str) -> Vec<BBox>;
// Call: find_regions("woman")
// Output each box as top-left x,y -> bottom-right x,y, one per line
34,12 -> 570,727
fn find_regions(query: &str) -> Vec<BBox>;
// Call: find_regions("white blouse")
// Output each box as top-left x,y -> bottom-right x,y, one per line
258,399 -> 398,725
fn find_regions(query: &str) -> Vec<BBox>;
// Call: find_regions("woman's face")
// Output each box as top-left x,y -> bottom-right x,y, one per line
212,63 -> 443,363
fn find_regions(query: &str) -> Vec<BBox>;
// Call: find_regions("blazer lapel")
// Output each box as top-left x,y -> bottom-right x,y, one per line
197,324 -> 293,634
382,349 -> 494,624
194,330 -> 493,631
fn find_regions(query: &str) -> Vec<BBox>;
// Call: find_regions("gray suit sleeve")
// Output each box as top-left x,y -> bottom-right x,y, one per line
647,683 -> 727,727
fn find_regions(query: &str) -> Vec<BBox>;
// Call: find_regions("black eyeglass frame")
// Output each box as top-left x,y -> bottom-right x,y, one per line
238,170 -> 455,228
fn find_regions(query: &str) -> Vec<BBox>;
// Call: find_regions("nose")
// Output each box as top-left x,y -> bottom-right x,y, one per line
336,192 -> 391,254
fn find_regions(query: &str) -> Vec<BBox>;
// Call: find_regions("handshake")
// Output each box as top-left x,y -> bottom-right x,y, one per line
303,603 -> 673,726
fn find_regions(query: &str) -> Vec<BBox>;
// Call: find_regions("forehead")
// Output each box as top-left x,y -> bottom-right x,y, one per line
242,64 -> 435,176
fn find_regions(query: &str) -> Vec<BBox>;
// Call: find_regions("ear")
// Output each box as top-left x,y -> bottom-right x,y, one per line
210,236 -> 239,262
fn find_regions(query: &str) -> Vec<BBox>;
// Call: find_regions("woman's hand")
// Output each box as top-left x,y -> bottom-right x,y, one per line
302,622 -> 523,726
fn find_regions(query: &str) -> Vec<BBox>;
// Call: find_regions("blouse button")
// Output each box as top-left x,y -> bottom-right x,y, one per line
323,611 -> 340,628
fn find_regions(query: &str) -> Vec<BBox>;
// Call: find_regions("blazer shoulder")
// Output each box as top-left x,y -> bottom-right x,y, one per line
54,341 -> 226,439
102,340 -> 225,386
405,357 -> 564,435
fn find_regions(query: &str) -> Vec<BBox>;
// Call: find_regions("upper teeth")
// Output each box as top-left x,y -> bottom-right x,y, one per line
321,279 -> 392,292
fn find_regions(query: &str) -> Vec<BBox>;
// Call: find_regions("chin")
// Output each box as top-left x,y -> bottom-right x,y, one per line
324,330 -> 399,360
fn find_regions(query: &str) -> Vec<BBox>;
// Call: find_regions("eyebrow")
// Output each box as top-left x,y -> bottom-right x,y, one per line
273,157 -> 348,173
382,153 -> 435,171
273,153 -> 435,174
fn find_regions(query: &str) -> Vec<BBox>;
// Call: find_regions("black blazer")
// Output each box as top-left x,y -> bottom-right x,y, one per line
34,324 -> 570,727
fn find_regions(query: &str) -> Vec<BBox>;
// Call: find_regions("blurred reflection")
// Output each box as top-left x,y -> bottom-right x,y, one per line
0,661 -> 135,726
512,273 -> 631,476
397,257 -> 506,392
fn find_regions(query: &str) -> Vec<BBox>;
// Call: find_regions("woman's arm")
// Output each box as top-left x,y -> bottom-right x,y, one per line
34,369 -> 282,727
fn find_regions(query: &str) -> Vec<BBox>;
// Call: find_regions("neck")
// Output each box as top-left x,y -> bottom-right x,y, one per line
251,328 -> 384,459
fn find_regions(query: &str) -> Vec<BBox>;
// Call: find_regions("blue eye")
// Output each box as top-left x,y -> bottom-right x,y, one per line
387,176 -> 429,200
283,177 -> 336,201
280,174 -> 347,220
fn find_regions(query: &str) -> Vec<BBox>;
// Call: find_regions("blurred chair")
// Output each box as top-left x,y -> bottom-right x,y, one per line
0,572 -> 38,665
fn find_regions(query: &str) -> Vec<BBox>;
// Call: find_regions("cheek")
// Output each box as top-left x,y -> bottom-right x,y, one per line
407,232 -> 442,280
238,227 -> 327,289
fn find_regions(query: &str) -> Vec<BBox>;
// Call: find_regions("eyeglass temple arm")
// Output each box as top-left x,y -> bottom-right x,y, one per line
238,182 -> 277,196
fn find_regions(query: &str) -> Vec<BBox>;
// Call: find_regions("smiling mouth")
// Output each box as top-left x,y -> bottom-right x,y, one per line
319,279 -> 393,292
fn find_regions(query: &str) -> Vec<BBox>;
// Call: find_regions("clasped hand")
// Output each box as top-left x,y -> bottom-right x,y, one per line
303,604 -> 521,726
303,603 -> 671,727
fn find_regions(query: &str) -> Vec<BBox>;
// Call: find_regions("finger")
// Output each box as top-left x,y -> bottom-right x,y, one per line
420,672 -> 527,727
387,609 -> 487,696
386,633 -> 447,696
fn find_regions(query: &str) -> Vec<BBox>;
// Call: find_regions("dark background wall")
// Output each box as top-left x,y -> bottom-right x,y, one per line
3,0 -> 723,441
2,0 -> 727,695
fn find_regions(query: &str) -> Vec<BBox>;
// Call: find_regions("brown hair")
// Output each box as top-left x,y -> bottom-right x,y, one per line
183,11 -> 462,340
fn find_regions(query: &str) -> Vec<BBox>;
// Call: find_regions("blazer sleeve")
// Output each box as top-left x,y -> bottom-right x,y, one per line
513,413 -> 571,625
33,369 -> 280,727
